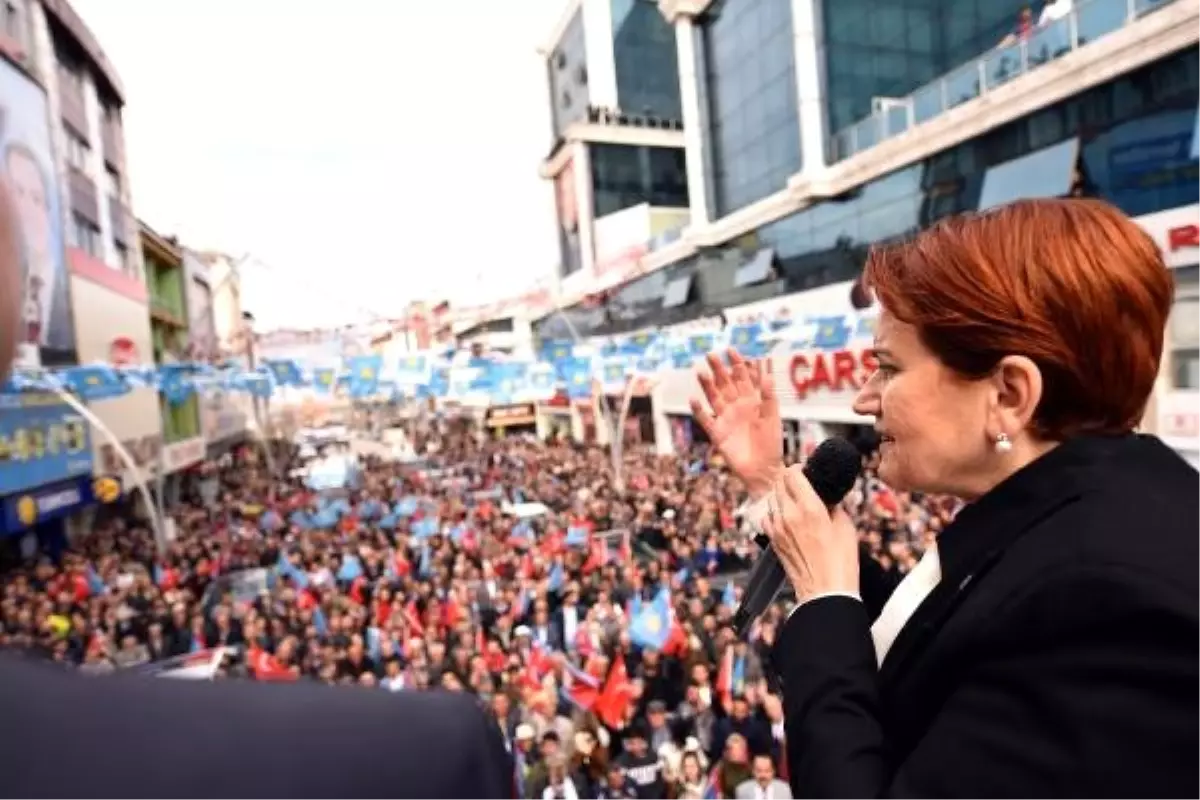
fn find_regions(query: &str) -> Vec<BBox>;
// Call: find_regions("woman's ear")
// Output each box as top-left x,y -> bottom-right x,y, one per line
989,355 -> 1044,435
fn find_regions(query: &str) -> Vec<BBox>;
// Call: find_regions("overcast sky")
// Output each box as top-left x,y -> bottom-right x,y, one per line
72,0 -> 567,330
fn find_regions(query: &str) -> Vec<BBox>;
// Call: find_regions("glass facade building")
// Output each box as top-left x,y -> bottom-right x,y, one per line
536,47 -> 1199,340
822,0 -> 1032,136
547,10 -> 591,140
700,0 -> 801,217
612,0 -> 683,121
590,143 -> 689,217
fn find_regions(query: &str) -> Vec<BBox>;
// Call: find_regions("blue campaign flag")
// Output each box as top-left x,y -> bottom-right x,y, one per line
629,589 -> 673,650
86,564 -> 106,596
345,355 -> 383,398
0,396 -> 93,496
312,367 -> 337,393
558,358 -> 594,399
728,323 -> 762,352
854,313 -> 878,339
259,509 -> 283,532
687,333 -> 716,356
337,555 -> 364,583
232,369 -> 273,398
312,606 -> 328,637
671,350 -> 694,369
619,330 -> 658,356
540,339 -> 575,365
548,562 -> 565,592
276,551 -> 310,588
308,507 -> 339,529
811,316 -> 851,350
722,581 -> 737,610
395,496 -> 421,517
264,359 -> 304,387
600,358 -> 628,391
158,365 -> 197,406
61,364 -> 128,401
565,525 -> 589,548
411,516 -> 440,539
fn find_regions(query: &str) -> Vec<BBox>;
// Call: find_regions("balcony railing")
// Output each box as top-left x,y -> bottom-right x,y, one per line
829,0 -> 1179,163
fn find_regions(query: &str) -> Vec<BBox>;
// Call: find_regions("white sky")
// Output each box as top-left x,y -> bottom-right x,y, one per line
71,0 -> 568,331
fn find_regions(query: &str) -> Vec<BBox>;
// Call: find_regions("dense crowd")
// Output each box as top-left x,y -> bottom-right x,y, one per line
0,414 -> 955,799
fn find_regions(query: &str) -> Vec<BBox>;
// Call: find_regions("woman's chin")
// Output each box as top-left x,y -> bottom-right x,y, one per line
876,449 -> 908,490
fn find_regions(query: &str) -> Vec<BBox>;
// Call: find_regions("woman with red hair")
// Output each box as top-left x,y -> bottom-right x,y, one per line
693,198 -> 1197,797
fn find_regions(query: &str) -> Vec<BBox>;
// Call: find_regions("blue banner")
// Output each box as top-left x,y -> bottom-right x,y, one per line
0,473 -> 118,535
0,394 -> 94,496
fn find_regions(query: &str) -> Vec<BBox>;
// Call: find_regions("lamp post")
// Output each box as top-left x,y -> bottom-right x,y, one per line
545,306 -> 626,492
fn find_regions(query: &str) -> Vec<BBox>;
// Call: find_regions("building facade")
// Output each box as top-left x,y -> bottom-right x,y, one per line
183,249 -> 247,455
0,0 -> 160,546
541,0 -> 693,299
141,222 -> 205,489
537,0 -> 1199,460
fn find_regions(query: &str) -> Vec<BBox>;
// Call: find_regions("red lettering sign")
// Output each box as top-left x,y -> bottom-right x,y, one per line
789,349 -> 878,400
1167,224 -> 1199,252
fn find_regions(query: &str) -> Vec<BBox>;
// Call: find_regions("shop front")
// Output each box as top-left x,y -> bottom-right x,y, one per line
161,436 -> 206,507
0,393 -> 102,561
484,403 -> 538,438
658,332 -> 878,441
536,391 -> 575,442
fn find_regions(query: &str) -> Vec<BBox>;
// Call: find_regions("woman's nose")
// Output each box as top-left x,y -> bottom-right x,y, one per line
852,382 -> 880,417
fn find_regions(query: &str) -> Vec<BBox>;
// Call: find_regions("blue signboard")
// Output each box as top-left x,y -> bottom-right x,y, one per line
0,474 -> 117,535
0,394 -> 94,497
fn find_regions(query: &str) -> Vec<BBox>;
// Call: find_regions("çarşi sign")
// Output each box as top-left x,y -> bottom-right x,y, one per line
788,348 -> 879,401
484,403 -> 537,428
1133,205 -> 1199,270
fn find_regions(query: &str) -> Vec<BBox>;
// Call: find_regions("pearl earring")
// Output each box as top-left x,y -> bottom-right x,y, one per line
994,432 -> 1013,454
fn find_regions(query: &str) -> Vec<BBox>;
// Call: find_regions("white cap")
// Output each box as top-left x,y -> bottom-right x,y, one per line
514,625 -> 532,638
515,723 -> 535,740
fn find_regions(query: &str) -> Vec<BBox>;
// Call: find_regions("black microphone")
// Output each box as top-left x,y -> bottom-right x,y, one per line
733,437 -> 862,639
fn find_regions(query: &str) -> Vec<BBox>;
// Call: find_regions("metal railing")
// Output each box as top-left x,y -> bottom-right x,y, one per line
829,0 -> 1178,163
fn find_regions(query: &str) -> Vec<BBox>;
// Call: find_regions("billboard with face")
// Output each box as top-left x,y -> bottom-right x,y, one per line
0,58 -> 76,367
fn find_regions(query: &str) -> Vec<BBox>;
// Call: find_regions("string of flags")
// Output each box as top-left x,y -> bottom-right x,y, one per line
0,312 -> 876,407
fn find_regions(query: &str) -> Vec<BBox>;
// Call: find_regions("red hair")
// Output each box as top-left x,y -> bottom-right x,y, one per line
864,198 -> 1173,439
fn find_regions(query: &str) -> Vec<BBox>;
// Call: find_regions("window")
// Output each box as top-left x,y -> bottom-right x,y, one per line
701,0 -> 801,215
113,241 -> 131,273
69,213 -> 101,259
64,129 -> 90,173
103,167 -> 120,197
547,10 -> 590,140
590,143 -> 688,217
611,0 -> 682,123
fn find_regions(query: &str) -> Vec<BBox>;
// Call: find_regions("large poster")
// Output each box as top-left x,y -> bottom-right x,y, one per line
0,59 -> 76,367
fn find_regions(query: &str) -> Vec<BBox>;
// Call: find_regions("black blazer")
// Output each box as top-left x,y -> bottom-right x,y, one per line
774,434 -> 1199,798
0,657 -> 512,798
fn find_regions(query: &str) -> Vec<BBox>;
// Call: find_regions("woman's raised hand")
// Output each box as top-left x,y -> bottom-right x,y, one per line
690,350 -> 783,499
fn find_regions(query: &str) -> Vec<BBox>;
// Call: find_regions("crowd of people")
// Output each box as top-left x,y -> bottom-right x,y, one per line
0,412 -> 955,799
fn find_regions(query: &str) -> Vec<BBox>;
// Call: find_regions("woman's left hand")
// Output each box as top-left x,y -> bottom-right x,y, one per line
762,464 -> 860,603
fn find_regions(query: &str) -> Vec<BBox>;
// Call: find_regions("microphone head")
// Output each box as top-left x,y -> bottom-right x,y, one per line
804,437 -> 863,507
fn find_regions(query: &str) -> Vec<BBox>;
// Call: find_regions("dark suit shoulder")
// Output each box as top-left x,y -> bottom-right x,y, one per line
1018,436 -> 1198,603
0,657 -> 511,799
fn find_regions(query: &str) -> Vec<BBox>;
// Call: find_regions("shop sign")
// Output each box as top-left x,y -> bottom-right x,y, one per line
485,403 -> 537,428
1134,206 -> 1200,270
162,437 -> 206,473
788,348 -> 879,401
1,474 -> 120,535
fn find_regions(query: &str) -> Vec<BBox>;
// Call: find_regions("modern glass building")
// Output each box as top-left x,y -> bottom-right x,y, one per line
540,0 -> 1200,340
541,0 -> 691,296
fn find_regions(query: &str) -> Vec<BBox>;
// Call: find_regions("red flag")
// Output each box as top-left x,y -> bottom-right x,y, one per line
247,647 -> 298,682
404,600 -> 424,636
561,661 -> 601,709
594,658 -> 636,729
716,647 -> 734,710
